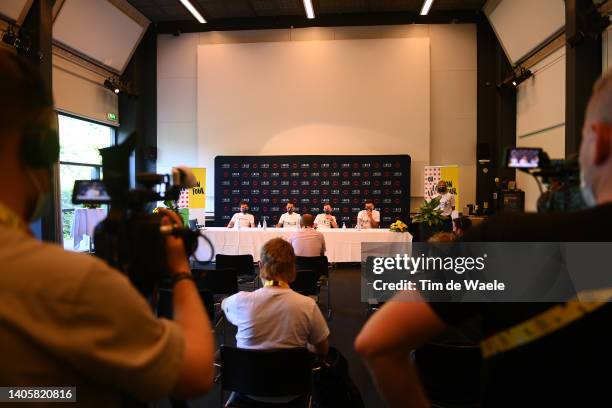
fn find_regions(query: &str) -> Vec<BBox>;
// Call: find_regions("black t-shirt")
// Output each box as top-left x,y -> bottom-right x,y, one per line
428,203 -> 612,407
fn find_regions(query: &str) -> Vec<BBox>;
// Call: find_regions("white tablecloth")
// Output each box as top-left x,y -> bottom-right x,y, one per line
71,208 -> 107,249
199,227 -> 412,263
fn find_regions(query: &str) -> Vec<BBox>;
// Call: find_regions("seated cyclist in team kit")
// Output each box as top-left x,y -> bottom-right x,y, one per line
276,202 -> 301,228
227,201 -> 255,228
314,202 -> 338,229
356,199 -> 380,229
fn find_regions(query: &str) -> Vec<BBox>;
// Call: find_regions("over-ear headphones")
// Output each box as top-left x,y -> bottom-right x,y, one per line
5,51 -> 59,169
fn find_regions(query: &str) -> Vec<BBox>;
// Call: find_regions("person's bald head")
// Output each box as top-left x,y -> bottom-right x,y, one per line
585,72 -> 612,126
579,70 -> 612,205
301,213 -> 314,227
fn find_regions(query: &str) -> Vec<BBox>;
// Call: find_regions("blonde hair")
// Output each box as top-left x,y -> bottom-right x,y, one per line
259,238 -> 296,283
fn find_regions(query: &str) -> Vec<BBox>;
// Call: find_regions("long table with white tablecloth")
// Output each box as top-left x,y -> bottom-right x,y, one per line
198,227 -> 412,263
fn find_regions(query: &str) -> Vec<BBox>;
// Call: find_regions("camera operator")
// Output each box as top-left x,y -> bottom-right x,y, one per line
0,51 -> 214,405
356,70 -> 612,407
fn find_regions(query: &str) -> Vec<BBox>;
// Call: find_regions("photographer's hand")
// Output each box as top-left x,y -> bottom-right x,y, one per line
159,209 -> 191,276
158,209 -> 215,399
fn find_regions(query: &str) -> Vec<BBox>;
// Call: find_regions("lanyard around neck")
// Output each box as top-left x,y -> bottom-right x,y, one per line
263,280 -> 290,289
0,202 -> 27,232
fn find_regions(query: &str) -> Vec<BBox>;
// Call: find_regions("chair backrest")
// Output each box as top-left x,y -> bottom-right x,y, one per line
414,342 -> 483,404
295,255 -> 328,279
193,268 -> 239,295
215,254 -> 255,277
290,269 -> 318,296
220,345 -> 313,397
157,287 -> 215,322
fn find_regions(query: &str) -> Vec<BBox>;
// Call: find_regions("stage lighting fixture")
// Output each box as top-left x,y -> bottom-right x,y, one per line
104,78 -> 121,95
1,26 -> 17,47
498,68 -> 532,89
514,68 -> 533,87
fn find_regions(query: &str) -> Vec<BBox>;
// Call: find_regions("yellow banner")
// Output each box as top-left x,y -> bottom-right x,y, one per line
189,168 -> 206,209
424,165 -> 460,210
440,166 -> 460,210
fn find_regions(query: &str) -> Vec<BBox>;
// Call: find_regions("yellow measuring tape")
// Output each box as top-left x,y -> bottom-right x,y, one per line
481,288 -> 612,359
0,202 -> 27,232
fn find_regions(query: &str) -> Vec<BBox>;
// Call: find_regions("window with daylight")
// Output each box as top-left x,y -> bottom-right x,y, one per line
58,114 -> 115,251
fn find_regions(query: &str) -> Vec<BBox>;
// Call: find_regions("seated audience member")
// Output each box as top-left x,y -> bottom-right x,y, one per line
227,200 -> 255,228
289,214 -> 326,257
0,50 -> 214,406
314,202 -> 338,229
355,71 -> 612,407
453,216 -> 472,238
356,199 -> 380,229
276,202 -> 301,228
222,238 -> 329,403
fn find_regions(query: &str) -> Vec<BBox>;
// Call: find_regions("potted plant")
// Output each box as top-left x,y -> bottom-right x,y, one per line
411,196 -> 445,241
153,199 -> 190,226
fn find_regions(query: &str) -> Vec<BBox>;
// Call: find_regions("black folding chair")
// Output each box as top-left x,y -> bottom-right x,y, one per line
290,269 -> 319,302
217,345 -> 315,408
194,268 -> 239,296
295,256 -> 331,319
216,254 -> 257,288
156,286 -> 215,323
192,268 -> 239,343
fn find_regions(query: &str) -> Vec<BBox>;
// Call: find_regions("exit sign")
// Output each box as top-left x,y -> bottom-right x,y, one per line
107,113 -> 117,122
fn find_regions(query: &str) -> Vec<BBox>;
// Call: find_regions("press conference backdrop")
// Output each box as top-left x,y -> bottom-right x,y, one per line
215,155 -> 411,227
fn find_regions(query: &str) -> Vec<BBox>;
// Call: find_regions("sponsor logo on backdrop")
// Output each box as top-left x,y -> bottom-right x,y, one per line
216,156 -> 409,226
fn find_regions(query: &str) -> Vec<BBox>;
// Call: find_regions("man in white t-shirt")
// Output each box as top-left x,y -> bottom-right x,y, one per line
290,214 -> 326,257
314,202 -> 338,229
276,202 -> 301,228
227,201 -> 255,229
356,199 -> 380,229
434,181 -> 455,232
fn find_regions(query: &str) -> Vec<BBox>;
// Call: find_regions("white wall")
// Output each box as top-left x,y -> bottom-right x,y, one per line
516,46 -> 566,212
52,54 -> 118,125
157,25 -> 477,213
197,37 -> 430,206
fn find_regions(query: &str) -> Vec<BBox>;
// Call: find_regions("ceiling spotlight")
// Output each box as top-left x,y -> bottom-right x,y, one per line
303,0 -> 315,19
513,69 -> 533,87
498,68 -> 533,89
420,0 -> 434,16
178,0 -> 206,23
1,26 -> 17,47
104,78 -> 121,95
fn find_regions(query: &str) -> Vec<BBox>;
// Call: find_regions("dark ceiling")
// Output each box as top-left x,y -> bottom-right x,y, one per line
128,0 -> 486,30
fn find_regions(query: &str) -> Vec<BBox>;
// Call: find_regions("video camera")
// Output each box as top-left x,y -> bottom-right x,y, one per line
72,133 -> 208,296
504,147 -> 585,213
